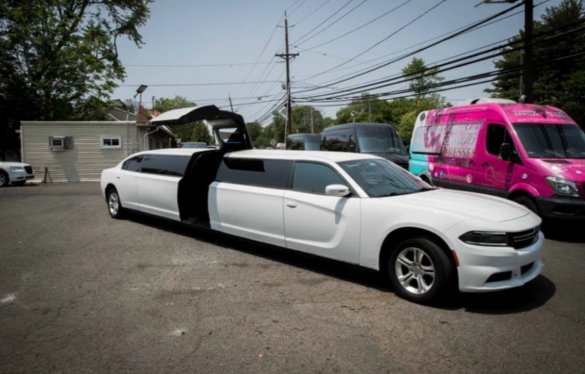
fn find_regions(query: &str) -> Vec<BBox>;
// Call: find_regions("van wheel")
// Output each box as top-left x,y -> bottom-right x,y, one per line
0,171 -> 8,187
513,196 -> 538,215
107,188 -> 124,219
387,237 -> 453,304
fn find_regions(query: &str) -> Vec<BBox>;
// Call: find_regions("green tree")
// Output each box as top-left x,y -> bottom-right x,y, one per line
191,123 -> 212,144
0,0 -> 152,159
291,105 -> 325,134
402,57 -> 443,99
246,122 -> 263,145
487,0 -> 585,127
154,96 -> 195,113
334,94 -> 394,124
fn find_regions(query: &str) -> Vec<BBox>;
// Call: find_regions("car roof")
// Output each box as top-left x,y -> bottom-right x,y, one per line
226,149 -> 381,163
323,123 -> 394,131
131,148 -> 210,157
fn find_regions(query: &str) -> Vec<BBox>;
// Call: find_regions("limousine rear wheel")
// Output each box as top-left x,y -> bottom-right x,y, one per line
388,238 -> 452,303
107,188 -> 124,219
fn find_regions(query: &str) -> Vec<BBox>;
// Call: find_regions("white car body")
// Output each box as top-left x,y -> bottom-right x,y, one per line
100,105 -> 544,303
101,148 -> 544,301
0,161 -> 34,187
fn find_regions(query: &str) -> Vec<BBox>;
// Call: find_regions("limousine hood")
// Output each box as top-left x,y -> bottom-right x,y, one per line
389,188 -> 531,223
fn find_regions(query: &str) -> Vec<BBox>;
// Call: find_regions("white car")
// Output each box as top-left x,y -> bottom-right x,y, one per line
0,161 -> 34,187
101,106 -> 544,303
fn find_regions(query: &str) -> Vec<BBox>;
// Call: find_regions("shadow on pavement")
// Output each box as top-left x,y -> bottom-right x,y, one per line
125,211 -> 389,292
125,211 -> 555,313
435,275 -> 556,314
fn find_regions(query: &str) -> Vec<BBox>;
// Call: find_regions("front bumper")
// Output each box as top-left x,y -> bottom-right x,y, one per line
536,196 -> 585,220
9,169 -> 34,183
454,232 -> 544,292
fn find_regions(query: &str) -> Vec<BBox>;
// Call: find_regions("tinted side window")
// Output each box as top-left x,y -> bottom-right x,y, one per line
216,158 -> 292,189
293,162 -> 346,194
141,155 -> 191,177
486,124 -> 508,156
122,156 -> 142,172
322,129 -> 356,152
287,135 -> 304,150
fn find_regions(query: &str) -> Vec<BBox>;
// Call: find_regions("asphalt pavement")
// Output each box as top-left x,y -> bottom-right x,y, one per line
1,183 -> 584,373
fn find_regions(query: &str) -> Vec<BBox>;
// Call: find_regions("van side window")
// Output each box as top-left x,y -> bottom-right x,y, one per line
216,158 -> 292,189
322,129 -> 356,152
293,162 -> 346,194
140,155 -> 191,177
122,156 -> 142,172
486,125 -> 509,156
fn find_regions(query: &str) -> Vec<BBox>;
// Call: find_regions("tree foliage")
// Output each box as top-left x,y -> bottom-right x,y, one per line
487,0 -> 585,127
402,57 -> 443,99
154,96 -> 195,113
335,94 -> 394,124
0,0 -> 152,158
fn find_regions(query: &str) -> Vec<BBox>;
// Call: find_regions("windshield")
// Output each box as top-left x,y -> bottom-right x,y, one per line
356,126 -> 407,155
339,158 -> 432,197
513,123 -> 585,159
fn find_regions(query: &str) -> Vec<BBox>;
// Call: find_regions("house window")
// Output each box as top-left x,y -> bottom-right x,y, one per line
101,136 -> 122,149
49,136 -> 73,151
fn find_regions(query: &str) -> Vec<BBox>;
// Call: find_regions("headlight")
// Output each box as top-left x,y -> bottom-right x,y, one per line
546,176 -> 578,197
9,166 -> 25,172
459,231 -> 509,247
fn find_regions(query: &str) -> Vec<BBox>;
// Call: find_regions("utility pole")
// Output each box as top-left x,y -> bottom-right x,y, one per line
228,96 -> 234,112
276,12 -> 299,140
478,0 -> 533,102
523,0 -> 533,103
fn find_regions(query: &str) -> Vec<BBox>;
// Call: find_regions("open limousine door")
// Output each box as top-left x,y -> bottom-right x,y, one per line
150,105 -> 253,151
150,105 -> 253,224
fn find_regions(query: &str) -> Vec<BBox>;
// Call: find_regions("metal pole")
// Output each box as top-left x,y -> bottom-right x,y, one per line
276,13 -> 299,140
524,0 -> 533,103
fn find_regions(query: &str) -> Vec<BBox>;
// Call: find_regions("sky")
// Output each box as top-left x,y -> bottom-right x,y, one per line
112,0 -> 564,123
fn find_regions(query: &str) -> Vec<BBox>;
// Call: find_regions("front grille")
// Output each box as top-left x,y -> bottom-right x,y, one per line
509,227 -> 540,249
24,166 -> 33,174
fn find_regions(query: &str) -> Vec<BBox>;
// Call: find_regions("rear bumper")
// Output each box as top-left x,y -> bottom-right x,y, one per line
536,196 -> 585,220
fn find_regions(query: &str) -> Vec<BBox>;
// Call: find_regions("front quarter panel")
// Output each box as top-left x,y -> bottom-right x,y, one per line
358,198 -> 463,270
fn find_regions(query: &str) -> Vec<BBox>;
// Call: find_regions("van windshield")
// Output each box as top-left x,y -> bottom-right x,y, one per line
513,123 -> 585,159
356,126 -> 407,155
339,158 -> 432,197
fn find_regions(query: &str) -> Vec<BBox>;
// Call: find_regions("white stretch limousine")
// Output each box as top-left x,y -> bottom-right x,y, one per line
101,106 -> 544,303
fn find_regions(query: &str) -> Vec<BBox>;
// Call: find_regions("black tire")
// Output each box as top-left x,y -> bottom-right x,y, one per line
513,195 -> 538,215
106,188 -> 124,219
0,171 -> 9,187
388,237 -> 453,304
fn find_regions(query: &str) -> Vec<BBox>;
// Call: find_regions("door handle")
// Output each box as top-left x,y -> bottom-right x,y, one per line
286,202 -> 297,208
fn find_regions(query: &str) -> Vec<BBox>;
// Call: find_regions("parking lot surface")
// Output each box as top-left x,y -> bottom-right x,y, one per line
1,183 -> 584,373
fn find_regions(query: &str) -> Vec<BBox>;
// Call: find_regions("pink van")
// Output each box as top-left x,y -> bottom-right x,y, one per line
409,98 -> 585,220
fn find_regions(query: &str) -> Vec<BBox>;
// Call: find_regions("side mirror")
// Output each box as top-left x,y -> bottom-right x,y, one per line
500,143 -> 512,161
325,184 -> 351,197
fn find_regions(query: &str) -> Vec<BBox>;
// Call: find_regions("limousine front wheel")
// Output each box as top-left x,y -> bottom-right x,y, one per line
388,238 -> 452,303
107,188 -> 124,219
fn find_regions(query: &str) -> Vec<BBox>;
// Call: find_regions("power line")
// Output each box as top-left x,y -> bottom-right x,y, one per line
119,80 -> 283,87
292,1 -> 524,96
295,20 -> 585,101
292,0 -> 368,48
290,0 -> 355,46
300,0 -> 415,51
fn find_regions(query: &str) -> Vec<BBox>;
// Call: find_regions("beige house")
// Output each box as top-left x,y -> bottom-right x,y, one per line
20,115 -> 175,182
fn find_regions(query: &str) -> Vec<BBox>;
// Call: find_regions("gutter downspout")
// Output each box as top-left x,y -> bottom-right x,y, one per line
144,126 -> 161,151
